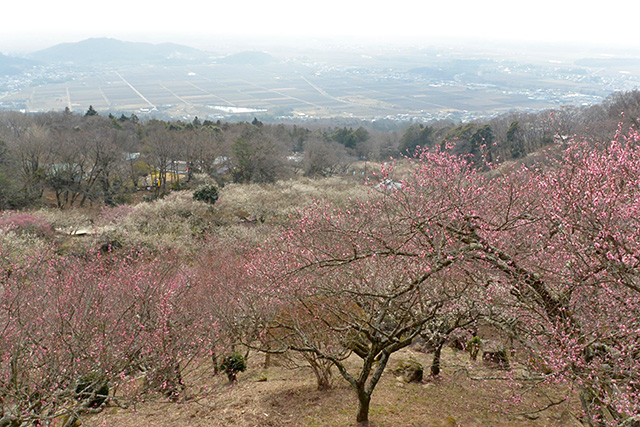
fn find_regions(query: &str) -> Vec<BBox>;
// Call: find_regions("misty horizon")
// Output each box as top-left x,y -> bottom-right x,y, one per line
2,0 -> 640,54
4,33 -> 640,58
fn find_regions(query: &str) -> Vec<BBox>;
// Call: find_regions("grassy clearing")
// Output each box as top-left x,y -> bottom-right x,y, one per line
84,347 -> 577,427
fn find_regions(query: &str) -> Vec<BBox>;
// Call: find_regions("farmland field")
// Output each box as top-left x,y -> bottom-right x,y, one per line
0,63 -> 576,120
3,45 -> 638,121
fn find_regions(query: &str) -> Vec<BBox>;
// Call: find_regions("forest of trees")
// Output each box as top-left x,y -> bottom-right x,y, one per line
1,90 -> 640,211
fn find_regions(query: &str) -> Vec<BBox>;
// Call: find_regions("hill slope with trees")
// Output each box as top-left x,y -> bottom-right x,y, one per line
1,91 -> 640,426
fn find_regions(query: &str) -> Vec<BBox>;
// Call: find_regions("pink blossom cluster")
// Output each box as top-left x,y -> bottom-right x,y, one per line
244,128 -> 640,425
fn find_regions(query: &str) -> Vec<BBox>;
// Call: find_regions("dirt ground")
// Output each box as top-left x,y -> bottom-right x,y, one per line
82,347 -> 581,427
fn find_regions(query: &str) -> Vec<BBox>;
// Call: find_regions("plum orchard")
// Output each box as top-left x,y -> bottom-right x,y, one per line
0,248 -> 221,425
246,129 -> 640,425
1,129 -> 639,426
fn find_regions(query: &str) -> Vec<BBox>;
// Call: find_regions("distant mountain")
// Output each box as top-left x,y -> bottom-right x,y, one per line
0,53 -> 37,75
29,38 -> 212,65
218,51 -> 275,66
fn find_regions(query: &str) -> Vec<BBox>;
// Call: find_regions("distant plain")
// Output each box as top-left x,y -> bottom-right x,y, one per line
2,40 -> 640,121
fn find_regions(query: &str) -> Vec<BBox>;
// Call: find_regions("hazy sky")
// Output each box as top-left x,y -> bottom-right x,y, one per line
2,0 -> 639,53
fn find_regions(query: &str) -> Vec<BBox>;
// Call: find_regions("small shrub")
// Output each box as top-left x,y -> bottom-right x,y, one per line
220,353 -> 247,383
0,213 -> 53,238
448,328 -> 473,351
482,346 -> 510,369
467,336 -> 481,361
193,184 -> 219,206
392,359 -> 423,383
142,194 -> 160,203
75,371 -> 109,408
171,180 -> 187,191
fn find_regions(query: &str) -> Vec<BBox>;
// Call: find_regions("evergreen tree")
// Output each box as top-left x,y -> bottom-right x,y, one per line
507,121 -> 525,159
85,105 -> 99,117
399,124 -> 435,156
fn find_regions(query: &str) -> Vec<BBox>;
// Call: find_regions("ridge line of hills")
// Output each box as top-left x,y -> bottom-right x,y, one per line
0,37 -> 275,71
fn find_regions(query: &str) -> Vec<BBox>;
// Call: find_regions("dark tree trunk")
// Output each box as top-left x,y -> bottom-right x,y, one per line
356,389 -> 371,425
431,343 -> 443,377
311,362 -> 332,391
212,350 -> 219,375
263,352 -> 271,369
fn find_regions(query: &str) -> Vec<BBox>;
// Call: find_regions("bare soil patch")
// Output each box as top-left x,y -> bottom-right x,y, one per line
83,348 -> 578,427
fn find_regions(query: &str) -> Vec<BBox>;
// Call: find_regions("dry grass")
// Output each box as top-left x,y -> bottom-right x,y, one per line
83,347 -> 579,427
